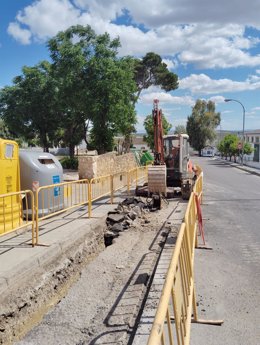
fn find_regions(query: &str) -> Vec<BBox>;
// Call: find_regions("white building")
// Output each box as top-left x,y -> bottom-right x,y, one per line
201,146 -> 215,157
244,130 -> 260,167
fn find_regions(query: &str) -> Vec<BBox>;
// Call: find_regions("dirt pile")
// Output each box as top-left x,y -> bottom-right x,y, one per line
104,197 -> 155,246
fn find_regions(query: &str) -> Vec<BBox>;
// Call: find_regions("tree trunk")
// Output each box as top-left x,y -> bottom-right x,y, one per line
69,144 -> 75,158
41,131 -> 49,153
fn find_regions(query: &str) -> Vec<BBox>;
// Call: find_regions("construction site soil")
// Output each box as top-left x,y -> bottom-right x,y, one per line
1,197 -> 185,345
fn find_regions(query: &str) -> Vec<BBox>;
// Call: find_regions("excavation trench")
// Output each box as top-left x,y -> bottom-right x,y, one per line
1,198 -> 185,345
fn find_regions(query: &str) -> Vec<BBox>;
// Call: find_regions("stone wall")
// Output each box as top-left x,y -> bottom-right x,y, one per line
78,152 -> 137,179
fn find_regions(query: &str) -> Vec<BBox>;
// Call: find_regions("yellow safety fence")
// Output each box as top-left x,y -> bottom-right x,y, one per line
35,179 -> 90,244
127,166 -> 148,192
0,166 -> 149,245
147,165 -> 223,345
0,190 -> 35,245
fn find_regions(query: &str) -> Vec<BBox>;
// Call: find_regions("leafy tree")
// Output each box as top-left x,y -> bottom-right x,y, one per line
0,118 -> 12,139
133,52 -> 179,101
218,134 -> 239,161
87,53 -> 137,153
187,100 -> 220,155
48,25 -> 96,157
143,113 -> 172,149
0,61 -> 59,151
48,26 -> 137,155
174,125 -> 187,134
243,142 -> 254,156
218,134 -> 253,161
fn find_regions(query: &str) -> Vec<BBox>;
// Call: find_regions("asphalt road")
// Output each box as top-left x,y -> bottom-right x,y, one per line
191,157 -> 260,345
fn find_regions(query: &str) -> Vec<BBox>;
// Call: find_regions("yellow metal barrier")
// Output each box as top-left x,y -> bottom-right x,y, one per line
127,167 -> 138,192
112,171 -> 128,193
88,175 -> 112,218
193,165 -> 203,202
0,190 -> 35,246
35,179 -> 89,244
147,167 -> 222,345
137,165 -> 148,182
127,166 -> 148,193
0,164 -> 149,246
147,222 -> 194,345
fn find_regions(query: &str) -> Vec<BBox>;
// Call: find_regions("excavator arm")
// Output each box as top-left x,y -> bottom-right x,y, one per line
152,99 -> 164,165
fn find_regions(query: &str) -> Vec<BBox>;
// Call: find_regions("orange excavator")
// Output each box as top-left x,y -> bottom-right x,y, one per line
142,99 -> 194,201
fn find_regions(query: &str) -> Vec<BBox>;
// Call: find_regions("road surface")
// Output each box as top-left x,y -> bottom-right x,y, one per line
191,157 -> 260,345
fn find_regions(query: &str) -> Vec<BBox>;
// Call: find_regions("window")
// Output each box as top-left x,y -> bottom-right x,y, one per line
5,144 -> 14,158
256,136 -> 259,143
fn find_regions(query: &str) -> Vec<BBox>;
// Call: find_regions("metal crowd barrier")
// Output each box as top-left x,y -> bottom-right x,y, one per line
89,175 -> 112,218
113,171 -> 128,192
147,166 -> 223,345
127,166 -> 148,193
0,190 -> 35,246
0,165 -> 149,246
127,167 -> 138,192
35,179 -> 89,244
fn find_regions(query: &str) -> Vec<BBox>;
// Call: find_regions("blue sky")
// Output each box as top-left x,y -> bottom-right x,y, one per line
1,0 -> 260,133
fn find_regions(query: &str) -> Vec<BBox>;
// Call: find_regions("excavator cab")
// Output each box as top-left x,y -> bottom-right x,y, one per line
164,134 -> 190,187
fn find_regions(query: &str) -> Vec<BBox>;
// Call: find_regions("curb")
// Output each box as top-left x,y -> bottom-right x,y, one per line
216,158 -> 260,177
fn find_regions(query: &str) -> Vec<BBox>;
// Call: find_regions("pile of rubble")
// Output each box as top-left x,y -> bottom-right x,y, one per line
104,197 -> 152,246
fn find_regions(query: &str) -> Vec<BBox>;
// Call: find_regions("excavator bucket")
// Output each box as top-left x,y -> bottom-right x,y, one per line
147,165 -> 167,196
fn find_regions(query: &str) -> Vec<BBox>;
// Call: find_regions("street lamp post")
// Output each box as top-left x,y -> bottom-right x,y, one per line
224,98 -> 246,166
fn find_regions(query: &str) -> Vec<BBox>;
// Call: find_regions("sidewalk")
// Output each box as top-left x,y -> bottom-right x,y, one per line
0,191 -> 127,343
215,158 -> 260,177
0,199 -> 116,292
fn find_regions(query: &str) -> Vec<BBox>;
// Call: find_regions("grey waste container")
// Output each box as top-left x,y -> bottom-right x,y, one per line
19,151 -> 64,216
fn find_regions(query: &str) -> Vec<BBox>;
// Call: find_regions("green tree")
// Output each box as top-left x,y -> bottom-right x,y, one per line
48,26 -> 137,155
143,113 -> 172,149
187,100 -> 220,155
0,61 -> 59,151
48,25 -> 96,157
174,124 -> 187,134
218,135 -> 253,162
0,118 -> 11,139
218,134 -> 239,161
243,142 -> 253,156
133,52 -> 179,101
87,54 -> 137,153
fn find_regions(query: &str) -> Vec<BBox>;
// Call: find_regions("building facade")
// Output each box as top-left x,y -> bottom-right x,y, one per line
244,130 -> 260,162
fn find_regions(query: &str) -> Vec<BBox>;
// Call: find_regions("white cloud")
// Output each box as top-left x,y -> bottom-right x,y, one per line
8,0 -> 89,43
180,74 -> 260,94
162,59 -> 175,69
74,0 -> 260,28
7,22 -> 32,45
7,0 -> 260,69
208,96 -> 226,104
139,91 -> 194,106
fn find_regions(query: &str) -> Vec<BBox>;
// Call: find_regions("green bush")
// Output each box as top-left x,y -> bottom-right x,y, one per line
60,157 -> 78,170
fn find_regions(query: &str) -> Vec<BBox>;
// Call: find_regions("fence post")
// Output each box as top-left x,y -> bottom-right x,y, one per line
31,192 -> 35,247
88,180 -> 92,218
110,175 -> 114,204
127,170 -> 130,194
35,190 -> 39,245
